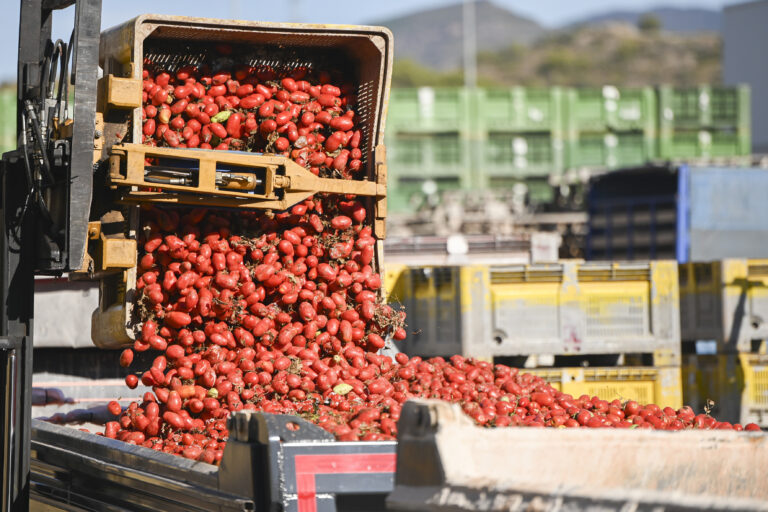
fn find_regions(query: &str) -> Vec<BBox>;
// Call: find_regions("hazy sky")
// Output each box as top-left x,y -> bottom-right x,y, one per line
1,0 -> 740,83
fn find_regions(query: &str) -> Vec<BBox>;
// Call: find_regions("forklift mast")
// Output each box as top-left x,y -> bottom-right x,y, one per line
1,0 -> 101,509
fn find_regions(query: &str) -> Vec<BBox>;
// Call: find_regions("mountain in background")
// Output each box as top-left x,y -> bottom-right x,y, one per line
568,7 -> 721,33
476,23 -> 721,87
372,0 -> 545,71
378,2 -> 723,88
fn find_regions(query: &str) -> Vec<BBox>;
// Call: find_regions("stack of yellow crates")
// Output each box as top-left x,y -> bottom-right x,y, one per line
679,259 -> 768,426
384,260 -> 683,409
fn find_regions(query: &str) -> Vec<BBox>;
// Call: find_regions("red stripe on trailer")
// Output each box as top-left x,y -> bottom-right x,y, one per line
294,452 -> 396,512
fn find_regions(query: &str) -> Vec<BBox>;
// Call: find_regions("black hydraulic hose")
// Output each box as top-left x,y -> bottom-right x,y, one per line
24,101 -> 55,186
21,118 -> 55,235
20,117 -> 36,193
47,41 -> 64,100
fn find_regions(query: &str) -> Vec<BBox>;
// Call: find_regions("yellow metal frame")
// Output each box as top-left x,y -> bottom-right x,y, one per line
108,143 -> 388,237
109,143 -> 384,206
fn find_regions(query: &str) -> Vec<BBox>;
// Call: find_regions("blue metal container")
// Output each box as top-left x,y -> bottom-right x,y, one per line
587,165 -> 768,262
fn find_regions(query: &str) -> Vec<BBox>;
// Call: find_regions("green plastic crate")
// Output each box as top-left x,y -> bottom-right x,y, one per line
565,131 -> 656,169
0,89 -> 16,154
479,131 -> 563,179
475,87 -> 563,133
388,175 -> 465,213
564,86 -> 657,133
485,176 -> 555,205
658,85 -> 750,130
386,132 -> 472,175
386,87 -> 473,133
658,128 -> 751,159
385,131 -> 475,213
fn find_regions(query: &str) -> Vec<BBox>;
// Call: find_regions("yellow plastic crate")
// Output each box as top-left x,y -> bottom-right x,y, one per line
384,264 -> 407,303
743,354 -> 768,410
385,261 -> 680,361
679,259 -> 768,352
682,353 -> 768,427
527,366 -> 682,409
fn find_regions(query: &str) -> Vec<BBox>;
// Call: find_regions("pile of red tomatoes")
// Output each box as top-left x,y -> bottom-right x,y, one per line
90,58 -> 759,465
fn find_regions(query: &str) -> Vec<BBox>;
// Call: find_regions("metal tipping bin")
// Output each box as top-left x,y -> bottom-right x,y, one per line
31,412 -> 396,511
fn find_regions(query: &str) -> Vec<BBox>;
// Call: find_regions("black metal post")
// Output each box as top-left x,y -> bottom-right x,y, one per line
0,165 -> 35,512
2,0 -> 100,508
1,1 -> 47,508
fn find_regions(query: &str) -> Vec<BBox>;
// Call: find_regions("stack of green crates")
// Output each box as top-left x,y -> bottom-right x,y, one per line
658,85 -> 751,159
474,87 -> 564,203
384,87 -> 475,213
563,86 -> 657,169
0,88 -> 15,154
383,85 -> 752,213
